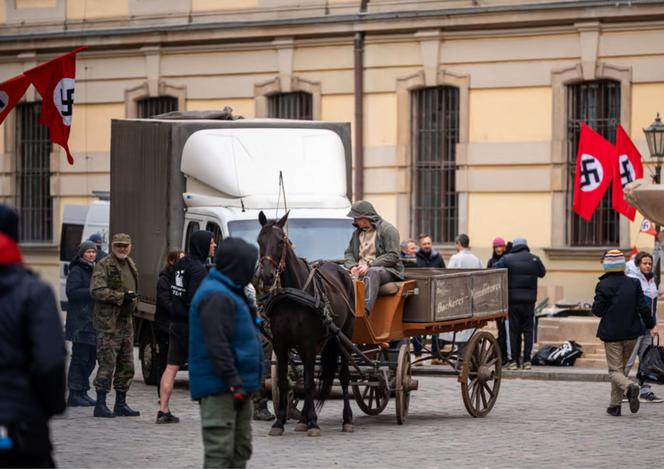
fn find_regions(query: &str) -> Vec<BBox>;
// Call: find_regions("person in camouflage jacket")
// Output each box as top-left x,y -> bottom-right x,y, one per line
90,233 -> 141,418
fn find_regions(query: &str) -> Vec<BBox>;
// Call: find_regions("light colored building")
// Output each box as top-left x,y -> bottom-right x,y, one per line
1,0 -> 664,304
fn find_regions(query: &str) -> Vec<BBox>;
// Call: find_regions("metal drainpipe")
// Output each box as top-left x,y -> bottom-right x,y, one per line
353,0 -> 369,201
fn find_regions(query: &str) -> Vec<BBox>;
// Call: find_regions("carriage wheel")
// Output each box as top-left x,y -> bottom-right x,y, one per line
352,349 -> 390,415
395,343 -> 412,425
460,331 -> 502,418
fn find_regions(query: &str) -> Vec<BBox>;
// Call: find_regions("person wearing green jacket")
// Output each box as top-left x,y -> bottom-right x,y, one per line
343,200 -> 404,315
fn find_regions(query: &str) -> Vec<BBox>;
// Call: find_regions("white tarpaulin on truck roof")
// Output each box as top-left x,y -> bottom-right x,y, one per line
181,128 -> 350,209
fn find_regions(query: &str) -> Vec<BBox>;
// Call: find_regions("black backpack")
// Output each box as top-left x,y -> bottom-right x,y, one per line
637,336 -> 664,385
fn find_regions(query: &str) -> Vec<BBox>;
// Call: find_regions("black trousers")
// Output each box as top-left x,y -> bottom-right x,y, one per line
67,342 -> 96,392
496,319 -> 509,363
508,302 -> 535,364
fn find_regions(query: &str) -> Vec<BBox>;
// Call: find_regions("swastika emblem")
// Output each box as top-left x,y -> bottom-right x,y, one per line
641,219 -> 652,232
579,153 -> 604,192
618,154 -> 636,188
52,78 -> 75,126
0,90 -> 8,113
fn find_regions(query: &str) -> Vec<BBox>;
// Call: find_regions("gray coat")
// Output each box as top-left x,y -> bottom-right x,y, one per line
343,200 -> 404,279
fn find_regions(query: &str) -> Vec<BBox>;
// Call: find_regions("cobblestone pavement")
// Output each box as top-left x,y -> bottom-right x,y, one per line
52,352 -> 664,468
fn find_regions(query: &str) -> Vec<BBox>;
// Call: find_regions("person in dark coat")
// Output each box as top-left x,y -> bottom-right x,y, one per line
0,205 -> 66,468
486,236 -> 510,364
592,249 -> 656,417
158,231 -> 215,424
494,237 -> 546,370
65,241 -> 99,407
88,233 -> 107,261
154,249 -> 184,398
189,237 -> 262,468
415,233 -> 445,268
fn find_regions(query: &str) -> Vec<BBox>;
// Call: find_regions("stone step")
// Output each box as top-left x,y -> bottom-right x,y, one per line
574,357 -> 608,369
535,340 -> 603,355
537,316 -> 600,343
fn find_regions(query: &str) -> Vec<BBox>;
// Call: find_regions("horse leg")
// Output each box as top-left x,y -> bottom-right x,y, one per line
269,344 -> 289,436
339,352 -> 354,433
300,347 -> 320,437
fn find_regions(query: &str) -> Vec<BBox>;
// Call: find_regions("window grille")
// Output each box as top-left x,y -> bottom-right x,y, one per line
566,80 -> 621,246
137,96 -> 178,118
15,102 -> 52,243
267,92 -> 312,120
411,86 -> 460,244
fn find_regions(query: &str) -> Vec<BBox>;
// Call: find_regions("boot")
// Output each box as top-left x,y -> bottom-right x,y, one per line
253,398 -> 275,421
93,391 -> 115,418
81,391 -> 97,406
113,391 -> 141,417
68,390 -> 94,407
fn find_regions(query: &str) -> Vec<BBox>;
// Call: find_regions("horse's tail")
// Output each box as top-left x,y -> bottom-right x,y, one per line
316,336 -> 339,410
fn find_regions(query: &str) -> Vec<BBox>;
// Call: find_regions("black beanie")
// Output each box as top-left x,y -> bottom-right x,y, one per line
0,205 -> 19,242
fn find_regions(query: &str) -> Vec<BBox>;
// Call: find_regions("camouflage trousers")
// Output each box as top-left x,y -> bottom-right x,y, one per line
93,319 -> 135,393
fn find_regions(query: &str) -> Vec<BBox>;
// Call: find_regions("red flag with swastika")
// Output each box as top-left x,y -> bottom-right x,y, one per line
611,124 -> 644,221
23,47 -> 87,165
0,74 -> 30,125
573,123 -> 616,221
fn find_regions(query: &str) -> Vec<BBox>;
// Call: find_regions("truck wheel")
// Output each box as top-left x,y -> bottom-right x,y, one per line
139,324 -> 159,386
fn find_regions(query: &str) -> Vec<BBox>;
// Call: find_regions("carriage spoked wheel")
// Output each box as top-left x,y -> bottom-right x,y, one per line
352,349 -> 390,416
459,331 -> 502,418
395,343 -> 412,425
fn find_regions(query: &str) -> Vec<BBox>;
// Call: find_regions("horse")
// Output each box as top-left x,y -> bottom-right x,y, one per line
257,210 -> 356,437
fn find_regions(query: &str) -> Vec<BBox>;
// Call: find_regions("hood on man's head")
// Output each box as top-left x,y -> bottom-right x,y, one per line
347,200 -> 381,225
214,237 -> 258,287
189,231 -> 214,262
0,204 -> 19,242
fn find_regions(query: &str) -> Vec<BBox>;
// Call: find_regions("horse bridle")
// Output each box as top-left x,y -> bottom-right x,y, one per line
259,229 -> 289,291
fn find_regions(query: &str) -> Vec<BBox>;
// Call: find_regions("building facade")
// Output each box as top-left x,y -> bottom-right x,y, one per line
1,0 -> 664,303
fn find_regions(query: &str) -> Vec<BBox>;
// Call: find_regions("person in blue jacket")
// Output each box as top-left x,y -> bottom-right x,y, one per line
189,237 -> 262,469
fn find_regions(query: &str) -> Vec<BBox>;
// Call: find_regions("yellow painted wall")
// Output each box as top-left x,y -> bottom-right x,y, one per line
631,83 -> 664,140
16,0 -> 56,8
192,0 -> 258,11
66,0 -> 128,20
0,1 -> 5,23
365,194 -> 397,227
68,103 -> 124,153
186,98 -> 255,118
321,94 -> 354,124
469,87 -> 552,142
468,193 -> 552,247
364,93 -> 396,147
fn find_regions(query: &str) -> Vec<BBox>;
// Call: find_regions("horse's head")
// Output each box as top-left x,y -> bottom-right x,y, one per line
257,210 -> 290,287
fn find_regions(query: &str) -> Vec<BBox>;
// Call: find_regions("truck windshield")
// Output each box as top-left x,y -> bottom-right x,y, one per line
228,218 -> 354,261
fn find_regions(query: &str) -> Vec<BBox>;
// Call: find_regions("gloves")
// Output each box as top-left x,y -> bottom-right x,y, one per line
230,386 -> 248,411
123,291 -> 137,304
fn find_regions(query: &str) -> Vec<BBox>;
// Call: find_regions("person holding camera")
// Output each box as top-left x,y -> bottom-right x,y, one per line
90,233 -> 141,418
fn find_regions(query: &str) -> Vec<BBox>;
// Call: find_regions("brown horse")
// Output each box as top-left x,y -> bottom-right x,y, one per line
257,211 -> 355,437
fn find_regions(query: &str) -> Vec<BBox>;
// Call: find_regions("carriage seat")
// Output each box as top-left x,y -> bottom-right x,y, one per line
378,281 -> 404,296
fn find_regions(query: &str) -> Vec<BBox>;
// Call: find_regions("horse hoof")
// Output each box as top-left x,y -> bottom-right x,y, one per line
342,424 -> 354,433
294,423 -> 308,432
269,427 -> 284,436
307,428 -> 321,437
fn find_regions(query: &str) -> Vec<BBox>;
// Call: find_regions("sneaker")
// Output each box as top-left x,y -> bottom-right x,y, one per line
627,384 -> 640,414
521,362 -> 532,370
156,411 -> 180,424
606,405 -> 621,417
639,392 -> 664,403
504,362 -> 519,370
622,396 -> 629,403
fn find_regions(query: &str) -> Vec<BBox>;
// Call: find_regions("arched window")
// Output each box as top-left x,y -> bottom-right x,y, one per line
267,92 -> 312,120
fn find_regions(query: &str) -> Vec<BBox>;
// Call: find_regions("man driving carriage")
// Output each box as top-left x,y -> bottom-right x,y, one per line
343,200 -> 404,315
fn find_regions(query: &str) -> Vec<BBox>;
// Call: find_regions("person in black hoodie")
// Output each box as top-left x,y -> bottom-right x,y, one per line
0,205 -> 66,468
592,249 -> 656,417
65,241 -> 99,407
154,249 -> 184,398
494,237 -> 546,370
157,231 -> 215,424
486,236 -> 510,364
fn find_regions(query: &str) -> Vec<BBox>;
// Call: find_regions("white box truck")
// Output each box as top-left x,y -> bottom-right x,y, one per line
110,112 -> 354,384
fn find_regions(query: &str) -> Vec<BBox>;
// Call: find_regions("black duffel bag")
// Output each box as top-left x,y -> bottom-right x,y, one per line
637,334 -> 664,385
532,341 -> 583,366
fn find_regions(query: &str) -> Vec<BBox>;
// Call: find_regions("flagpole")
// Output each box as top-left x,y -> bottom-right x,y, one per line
654,164 -> 662,288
